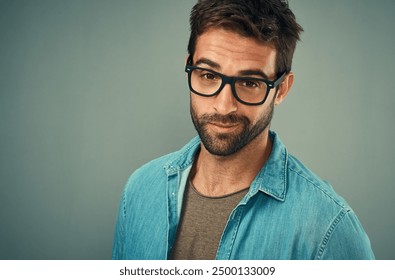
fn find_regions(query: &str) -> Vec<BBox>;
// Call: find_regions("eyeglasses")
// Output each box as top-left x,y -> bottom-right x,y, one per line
185,58 -> 286,106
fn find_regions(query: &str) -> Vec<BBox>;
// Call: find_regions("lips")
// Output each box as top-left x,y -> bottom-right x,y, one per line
207,122 -> 241,133
209,122 -> 239,128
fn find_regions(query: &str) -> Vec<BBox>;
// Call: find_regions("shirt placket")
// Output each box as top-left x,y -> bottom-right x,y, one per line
165,166 -> 179,258
215,205 -> 245,260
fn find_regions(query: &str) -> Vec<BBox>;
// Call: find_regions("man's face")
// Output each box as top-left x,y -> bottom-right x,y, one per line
190,28 -> 280,156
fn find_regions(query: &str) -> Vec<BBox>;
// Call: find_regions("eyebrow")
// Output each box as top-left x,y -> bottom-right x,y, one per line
195,58 -> 221,69
194,57 -> 270,80
239,70 -> 269,80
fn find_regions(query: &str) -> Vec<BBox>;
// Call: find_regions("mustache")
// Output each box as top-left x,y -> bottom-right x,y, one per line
199,113 -> 249,125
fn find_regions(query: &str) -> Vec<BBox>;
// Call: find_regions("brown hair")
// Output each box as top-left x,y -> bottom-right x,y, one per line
187,0 -> 303,75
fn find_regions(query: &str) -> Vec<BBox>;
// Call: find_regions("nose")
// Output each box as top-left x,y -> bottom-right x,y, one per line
213,84 -> 238,115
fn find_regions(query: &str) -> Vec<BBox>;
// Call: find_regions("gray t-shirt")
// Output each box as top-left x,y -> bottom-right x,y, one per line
170,181 -> 248,260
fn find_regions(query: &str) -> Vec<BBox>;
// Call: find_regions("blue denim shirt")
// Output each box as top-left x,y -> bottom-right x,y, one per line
112,131 -> 374,259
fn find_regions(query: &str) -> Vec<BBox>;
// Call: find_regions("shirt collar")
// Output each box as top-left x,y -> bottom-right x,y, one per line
164,131 -> 288,201
163,136 -> 200,176
247,130 -> 288,202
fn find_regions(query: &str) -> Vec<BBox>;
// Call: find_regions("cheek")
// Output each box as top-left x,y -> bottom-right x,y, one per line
239,104 -> 259,118
190,96 -> 203,119
247,112 -> 260,125
190,94 -> 212,112
247,106 -> 269,124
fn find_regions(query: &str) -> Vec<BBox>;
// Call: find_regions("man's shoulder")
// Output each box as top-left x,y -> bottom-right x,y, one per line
283,153 -> 374,260
286,153 -> 350,210
286,154 -> 329,188
267,131 -> 347,209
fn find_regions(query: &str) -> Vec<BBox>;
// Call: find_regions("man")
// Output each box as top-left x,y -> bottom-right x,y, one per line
112,0 -> 374,259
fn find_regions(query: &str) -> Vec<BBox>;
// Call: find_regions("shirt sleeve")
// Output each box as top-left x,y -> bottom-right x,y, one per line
112,190 -> 127,260
315,209 -> 375,260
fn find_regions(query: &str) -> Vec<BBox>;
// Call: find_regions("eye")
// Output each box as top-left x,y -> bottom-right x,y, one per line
201,72 -> 218,81
240,80 -> 260,88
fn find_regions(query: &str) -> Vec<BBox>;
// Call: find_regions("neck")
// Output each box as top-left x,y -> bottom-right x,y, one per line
191,130 -> 272,197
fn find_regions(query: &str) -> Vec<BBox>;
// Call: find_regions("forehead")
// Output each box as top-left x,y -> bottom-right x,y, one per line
193,28 -> 277,75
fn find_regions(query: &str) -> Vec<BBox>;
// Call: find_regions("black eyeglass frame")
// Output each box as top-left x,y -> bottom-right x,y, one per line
185,59 -> 286,106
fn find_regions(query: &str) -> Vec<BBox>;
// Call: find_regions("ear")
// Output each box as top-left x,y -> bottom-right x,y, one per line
274,72 -> 294,105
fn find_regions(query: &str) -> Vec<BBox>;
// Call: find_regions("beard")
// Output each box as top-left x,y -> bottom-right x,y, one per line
190,99 -> 274,157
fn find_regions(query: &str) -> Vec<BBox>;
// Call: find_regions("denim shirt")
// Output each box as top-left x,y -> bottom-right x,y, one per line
112,131 -> 374,260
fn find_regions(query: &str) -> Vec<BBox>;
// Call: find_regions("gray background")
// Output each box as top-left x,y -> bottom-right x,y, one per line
0,0 -> 394,259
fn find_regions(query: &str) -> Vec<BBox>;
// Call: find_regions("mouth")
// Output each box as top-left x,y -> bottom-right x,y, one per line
207,122 -> 240,132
